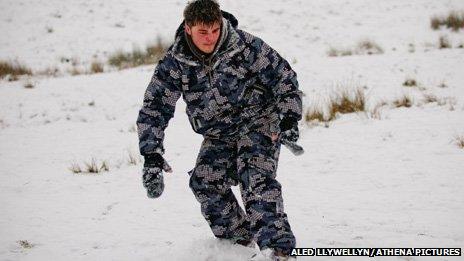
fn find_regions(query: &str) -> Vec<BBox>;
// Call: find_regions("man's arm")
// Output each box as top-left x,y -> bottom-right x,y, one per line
250,37 -> 303,124
137,54 -> 182,156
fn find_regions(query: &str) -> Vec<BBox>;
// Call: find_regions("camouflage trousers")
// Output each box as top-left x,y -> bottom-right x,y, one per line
188,124 -> 296,255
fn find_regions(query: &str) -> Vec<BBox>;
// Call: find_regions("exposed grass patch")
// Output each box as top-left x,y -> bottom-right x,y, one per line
431,16 -> 441,30
356,40 -> 384,55
403,78 -> 417,87
69,163 -> 83,174
454,135 -> 464,148
327,40 -> 383,56
70,158 -> 109,174
438,81 -> 448,88
327,47 -> 352,57
392,95 -> 413,108
423,93 -> 439,104
69,66 -> 83,76
24,82 -> 34,89
37,67 -> 60,77
369,100 -> 388,120
305,109 -> 325,122
18,240 -> 34,249
108,38 -> 167,70
328,88 -> 366,118
431,11 -> 464,31
0,60 -> 32,79
439,35 -> 452,49
305,86 -> 367,124
90,61 -> 104,74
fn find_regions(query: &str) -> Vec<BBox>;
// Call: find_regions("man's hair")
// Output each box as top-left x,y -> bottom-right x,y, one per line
184,0 -> 222,27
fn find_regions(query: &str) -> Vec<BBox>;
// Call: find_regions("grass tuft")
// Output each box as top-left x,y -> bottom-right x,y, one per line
431,11 -> 464,31
0,60 -> 32,79
439,35 -> 452,49
70,158 -> 109,174
305,86 -> 367,124
392,95 -> 413,108
18,240 -> 34,249
454,135 -> 464,149
369,100 -> 388,120
356,40 -> 384,55
327,40 -> 383,56
24,82 -> 34,89
305,108 -> 325,122
403,78 -> 417,87
69,163 -> 83,174
108,38 -> 167,70
423,94 -> 439,104
328,88 -> 366,119
90,61 -> 104,74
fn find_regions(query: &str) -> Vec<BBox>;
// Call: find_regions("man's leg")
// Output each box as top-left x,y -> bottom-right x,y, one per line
189,137 -> 251,242
237,128 -> 296,255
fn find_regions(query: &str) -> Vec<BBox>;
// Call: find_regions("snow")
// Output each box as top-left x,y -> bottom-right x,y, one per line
1,0 -> 464,260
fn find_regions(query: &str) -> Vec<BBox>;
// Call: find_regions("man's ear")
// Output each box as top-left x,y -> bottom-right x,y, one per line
184,24 -> 192,35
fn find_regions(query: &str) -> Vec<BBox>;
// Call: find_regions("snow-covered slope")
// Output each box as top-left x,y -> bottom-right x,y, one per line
1,1 -> 464,260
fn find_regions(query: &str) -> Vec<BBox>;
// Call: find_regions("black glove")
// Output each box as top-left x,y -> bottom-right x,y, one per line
142,153 -> 172,198
279,118 -> 299,143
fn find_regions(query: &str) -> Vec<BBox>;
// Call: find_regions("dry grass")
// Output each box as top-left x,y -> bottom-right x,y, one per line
438,81 -> 448,88
423,94 -> 439,104
36,67 -> 60,77
305,109 -> 325,122
356,40 -> 384,55
18,240 -> 34,249
24,82 -> 34,89
431,11 -> 464,31
327,40 -> 383,57
439,35 -> 452,49
403,78 -> 417,87
70,158 -> 109,174
90,61 -> 104,73
369,100 -> 388,120
69,66 -> 83,76
69,163 -> 83,174
108,38 -> 167,70
453,135 -> 464,149
0,60 -> 32,79
392,95 -> 413,108
328,88 -> 366,118
327,47 -> 353,57
305,87 -> 367,124
431,16 -> 441,30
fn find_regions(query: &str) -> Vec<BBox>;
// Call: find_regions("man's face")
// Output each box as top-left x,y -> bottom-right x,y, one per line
185,22 -> 221,54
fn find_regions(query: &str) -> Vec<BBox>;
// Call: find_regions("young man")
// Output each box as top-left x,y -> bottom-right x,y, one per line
137,0 -> 302,259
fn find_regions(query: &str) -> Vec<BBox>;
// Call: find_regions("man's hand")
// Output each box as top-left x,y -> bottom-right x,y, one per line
278,117 -> 299,143
272,117 -> 304,155
142,153 -> 172,198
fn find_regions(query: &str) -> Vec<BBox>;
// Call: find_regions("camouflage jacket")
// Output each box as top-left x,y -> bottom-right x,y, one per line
137,12 -> 302,156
